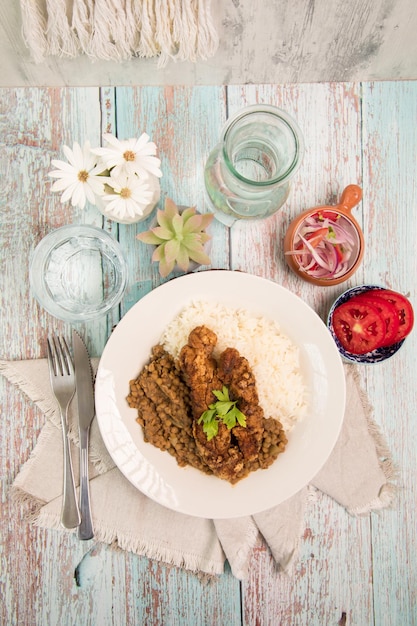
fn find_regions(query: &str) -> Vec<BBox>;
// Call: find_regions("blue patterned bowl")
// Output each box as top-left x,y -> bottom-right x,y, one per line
327,285 -> 405,364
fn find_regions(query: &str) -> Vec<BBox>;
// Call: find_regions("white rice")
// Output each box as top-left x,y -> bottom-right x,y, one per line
160,301 -> 307,432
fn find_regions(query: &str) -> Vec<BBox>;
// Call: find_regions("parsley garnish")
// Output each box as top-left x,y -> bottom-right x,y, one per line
198,386 -> 247,441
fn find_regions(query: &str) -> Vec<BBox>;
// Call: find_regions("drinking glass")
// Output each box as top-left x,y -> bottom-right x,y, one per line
29,225 -> 128,322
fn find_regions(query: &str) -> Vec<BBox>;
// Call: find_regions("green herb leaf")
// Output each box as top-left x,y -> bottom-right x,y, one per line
215,401 -> 234,416
198,386 -> 247,440
198,408 -> 217,424
235,408 -> 247,427
222,409 -> 238,429
203,419 -> 219,441
212,386 -> 230,402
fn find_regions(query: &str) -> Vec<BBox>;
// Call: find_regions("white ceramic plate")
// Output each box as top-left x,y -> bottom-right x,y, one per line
95,270 -> 346,519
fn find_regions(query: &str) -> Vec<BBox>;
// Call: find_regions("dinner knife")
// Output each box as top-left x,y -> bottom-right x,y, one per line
72,329 -> 95,540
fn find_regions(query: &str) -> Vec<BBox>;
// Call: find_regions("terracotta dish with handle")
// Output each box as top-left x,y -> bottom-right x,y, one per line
283,184 -> 364,286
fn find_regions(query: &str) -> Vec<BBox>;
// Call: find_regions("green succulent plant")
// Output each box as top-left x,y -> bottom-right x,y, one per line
137,197 -> 214,277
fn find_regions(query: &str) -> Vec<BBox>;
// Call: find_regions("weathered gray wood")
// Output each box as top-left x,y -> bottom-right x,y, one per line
1,0 -> 417,86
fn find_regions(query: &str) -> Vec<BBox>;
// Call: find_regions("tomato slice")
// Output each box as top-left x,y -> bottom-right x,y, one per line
333,243 -> 345,263
311,210 -> 340,221
362,289 -> 414,343
305,227 -> 328,248
352,294 -> 399,346
332,301 -> 386,354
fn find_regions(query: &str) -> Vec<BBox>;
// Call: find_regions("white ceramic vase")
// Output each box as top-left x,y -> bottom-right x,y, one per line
95,173 -> 161,224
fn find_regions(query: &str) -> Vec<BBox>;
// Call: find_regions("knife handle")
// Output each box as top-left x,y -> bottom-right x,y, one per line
78,429 -> 94,540
61,415 -> 81,529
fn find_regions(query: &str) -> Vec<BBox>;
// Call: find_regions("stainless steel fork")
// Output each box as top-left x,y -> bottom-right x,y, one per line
47,335 -> 81,529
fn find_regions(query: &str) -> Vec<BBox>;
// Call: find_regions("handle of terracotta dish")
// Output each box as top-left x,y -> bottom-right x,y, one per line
339,184 -> 363,213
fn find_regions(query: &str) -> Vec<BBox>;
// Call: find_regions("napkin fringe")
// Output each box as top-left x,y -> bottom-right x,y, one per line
82,446 -> 111,475
347,482 -> 397,516
108,532 -> 225,578
31,509 -> 225,577
10,486 -> 47,524
0,360 -> 56,422
11,475 -> 226,578
18,0 -> 219,65
67,428 -> 112,475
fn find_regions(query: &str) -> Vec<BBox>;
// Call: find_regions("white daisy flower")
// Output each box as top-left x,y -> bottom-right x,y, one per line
48,141 -> 106,209
92,133 -> 162,180
101,173 -> 155,221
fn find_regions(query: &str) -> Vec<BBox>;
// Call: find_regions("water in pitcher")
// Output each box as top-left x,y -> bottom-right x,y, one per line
204,105 -> 304,226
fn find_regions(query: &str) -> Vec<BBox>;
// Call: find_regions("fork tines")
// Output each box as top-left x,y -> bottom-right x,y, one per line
47,335 -> 73,376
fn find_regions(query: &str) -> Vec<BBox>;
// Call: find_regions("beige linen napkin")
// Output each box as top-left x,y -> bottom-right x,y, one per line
0,359 -> 395,579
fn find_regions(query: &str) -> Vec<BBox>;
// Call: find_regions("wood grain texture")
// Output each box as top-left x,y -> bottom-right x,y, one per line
111,85 -> 230,314
1,1 -> 417,86
229,83 -> 374,626
1,83 -> 416,625
361,81 -> 417,626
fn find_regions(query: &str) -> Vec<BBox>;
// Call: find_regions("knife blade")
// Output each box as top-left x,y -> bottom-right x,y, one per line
72,329 -> 95,540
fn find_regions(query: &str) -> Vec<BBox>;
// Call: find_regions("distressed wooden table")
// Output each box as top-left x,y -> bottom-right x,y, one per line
1,83 -> 416,626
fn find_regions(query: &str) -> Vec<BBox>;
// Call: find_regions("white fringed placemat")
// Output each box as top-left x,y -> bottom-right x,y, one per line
19,0 -> 219,65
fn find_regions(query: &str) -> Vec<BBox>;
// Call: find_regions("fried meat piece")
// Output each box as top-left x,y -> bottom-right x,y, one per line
218,347 -> 264,461
179,325 -> 222,419
179,326 -> 246,482
192,420 -> 245,482
129,332 -> 287,484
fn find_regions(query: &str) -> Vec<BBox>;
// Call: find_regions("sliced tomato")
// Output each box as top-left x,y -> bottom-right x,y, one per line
333,243 -> 345,263
362,289 -> 414,343
305,227 -> 328,247
352,293 -> 399,346
332,301 -> 386,354
311,210 -> 340,221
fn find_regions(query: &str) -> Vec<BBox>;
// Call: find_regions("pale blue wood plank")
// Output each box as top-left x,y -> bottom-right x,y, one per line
125,558 -> 240,626
361,80 -> 417,626
95,86 -> 126,339
0,87 -> 107,358
113,86 -> 230,314
35,88 -> 111,357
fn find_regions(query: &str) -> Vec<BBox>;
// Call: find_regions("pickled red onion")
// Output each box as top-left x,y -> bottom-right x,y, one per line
285,213 -> 357,279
